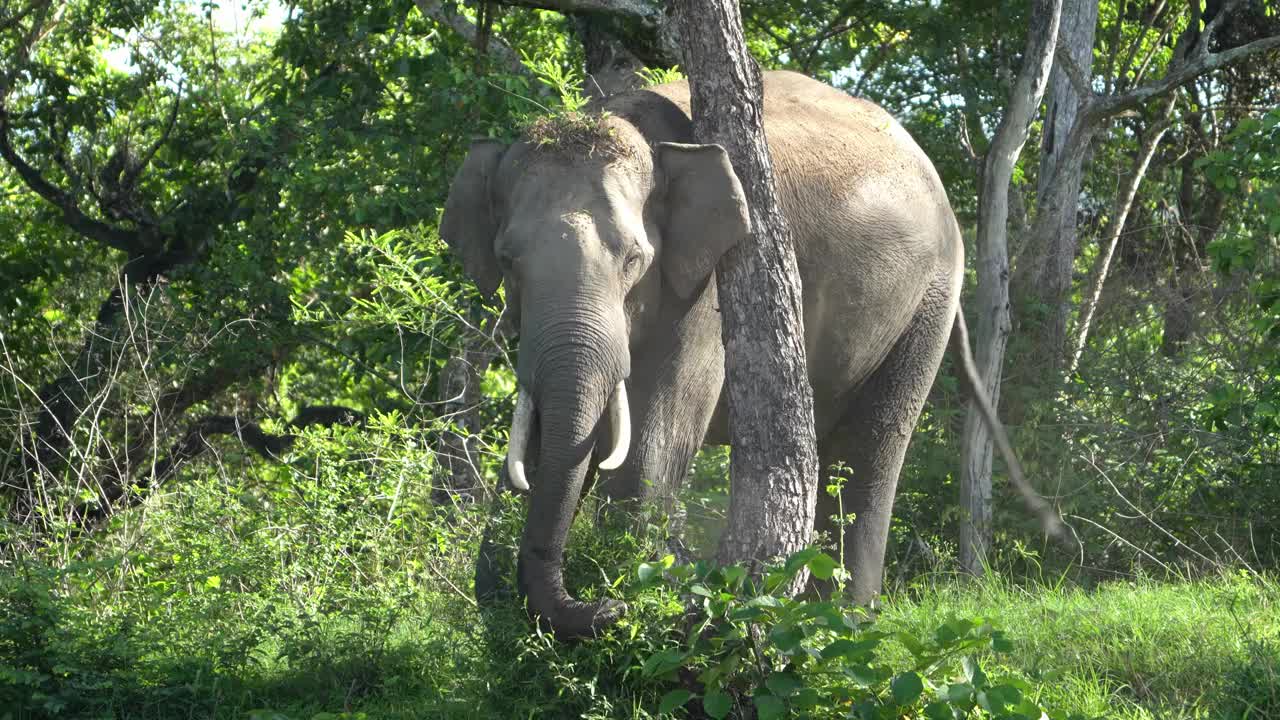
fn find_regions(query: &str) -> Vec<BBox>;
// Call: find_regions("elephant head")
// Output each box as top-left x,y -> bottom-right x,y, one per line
440,112 -> 750,638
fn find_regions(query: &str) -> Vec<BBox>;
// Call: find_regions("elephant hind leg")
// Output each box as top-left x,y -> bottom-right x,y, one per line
814,270 -> 957,605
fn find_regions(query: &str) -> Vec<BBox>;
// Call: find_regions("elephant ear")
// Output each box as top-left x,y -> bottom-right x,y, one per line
441,140 -> 509,297
656,142 -> 752,299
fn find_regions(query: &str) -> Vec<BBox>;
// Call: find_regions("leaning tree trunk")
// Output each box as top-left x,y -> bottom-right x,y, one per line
671,0 -> 819,579
960,0 -> 1063,577
1067,104 -> 1172,377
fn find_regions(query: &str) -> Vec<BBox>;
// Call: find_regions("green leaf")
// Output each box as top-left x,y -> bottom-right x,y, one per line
690,584 -> 714,597
925,701 -> 956,720
962,656 -> 987,688
896,630 -> 927,658
642,649 -> 686,678
784,547 -> 819,575
658,689 -> 692,715
845,663 -> 880,687
668,563 -> 696,581
768,624 -> 805,652
819,638 -> 878,661
637,554 -> 677,583
891,671 -> 924,706
754,694 -> 786,720
637,562 -> 661,583
721,565 -> 747,588
935,618 -> 975,646
991,630 -> 1014,653
981,684 -> 1021,712
941,682 -> 975,703
702,690 -> 732,719
806,552 -> 838,580
765,671 -> 802,698
792,687 -> 821,708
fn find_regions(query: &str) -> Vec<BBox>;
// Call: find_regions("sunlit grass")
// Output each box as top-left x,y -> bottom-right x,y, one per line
880,573 -> 1280,719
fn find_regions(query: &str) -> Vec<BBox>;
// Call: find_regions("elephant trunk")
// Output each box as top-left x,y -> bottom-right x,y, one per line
515,311 -> 629,638
507,380 -> 629,490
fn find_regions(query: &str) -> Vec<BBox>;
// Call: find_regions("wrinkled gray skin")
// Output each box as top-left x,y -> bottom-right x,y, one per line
443,71 -> 968,639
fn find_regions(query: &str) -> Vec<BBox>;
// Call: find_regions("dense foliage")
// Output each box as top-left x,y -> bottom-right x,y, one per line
2,0 -> 1278,717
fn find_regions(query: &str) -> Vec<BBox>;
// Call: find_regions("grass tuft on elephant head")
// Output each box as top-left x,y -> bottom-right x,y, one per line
522,110 -> 631,161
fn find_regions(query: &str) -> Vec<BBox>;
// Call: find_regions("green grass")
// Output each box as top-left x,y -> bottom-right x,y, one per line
5,435 -> 1278,719
8,553 -> 1277,718
878,574 -> 1280,719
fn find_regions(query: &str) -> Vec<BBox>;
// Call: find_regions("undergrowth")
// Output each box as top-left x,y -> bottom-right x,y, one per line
2,423 -> 1277,720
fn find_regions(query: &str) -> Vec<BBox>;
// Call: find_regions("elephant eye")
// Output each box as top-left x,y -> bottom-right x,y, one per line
624,250 -> 643,272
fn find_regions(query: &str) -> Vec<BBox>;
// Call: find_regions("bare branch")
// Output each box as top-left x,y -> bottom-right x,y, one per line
798,1 -> 861,73
1113,0 -> 1167,92
414,0 -> 529,78
1192,0 -> 1244,58
72,405 -> 365,530
0,107 -> 154,256
961,0 -> 1064,573
121,82 -> 183,192
1067,96 -> 1175,377
1129,19 -> 1176,87
1094,32 -> 1280,119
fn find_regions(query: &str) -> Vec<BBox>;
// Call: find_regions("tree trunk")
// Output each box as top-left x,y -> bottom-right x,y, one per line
671,0 -> 819,580
960,0 -> 1063,577
1020,0 -> 1099,374
575,14 -> 648,96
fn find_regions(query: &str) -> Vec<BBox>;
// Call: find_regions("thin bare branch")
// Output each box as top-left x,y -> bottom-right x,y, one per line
121,82 -> 183,192
1095,32 -> 1280,119
73,406 -> 365,529
0,108 -> 154,256
1067,98 -> 1174,377
414,0 -> 529,78
1114,0 -> 1167,92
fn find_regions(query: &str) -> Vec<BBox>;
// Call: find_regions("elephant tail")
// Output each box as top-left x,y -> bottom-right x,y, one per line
950,310 -> 1071,545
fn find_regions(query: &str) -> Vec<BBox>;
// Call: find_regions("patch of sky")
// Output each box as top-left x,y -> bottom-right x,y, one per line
103,0 -> 289,74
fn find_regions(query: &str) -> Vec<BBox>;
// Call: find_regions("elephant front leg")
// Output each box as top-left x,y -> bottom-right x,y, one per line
596,334 -> 726,514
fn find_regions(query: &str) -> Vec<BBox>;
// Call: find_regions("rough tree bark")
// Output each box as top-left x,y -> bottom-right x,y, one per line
959,0 -> 1063,576
575,14 -> 648,96
1022,0 -> 1099,375
671,0 -> 819,577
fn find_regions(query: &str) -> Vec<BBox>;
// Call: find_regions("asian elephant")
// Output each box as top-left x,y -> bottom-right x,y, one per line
442,70 -> 1028,639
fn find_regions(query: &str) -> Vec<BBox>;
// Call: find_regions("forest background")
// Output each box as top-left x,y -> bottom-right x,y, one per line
2,0 -> 1279,717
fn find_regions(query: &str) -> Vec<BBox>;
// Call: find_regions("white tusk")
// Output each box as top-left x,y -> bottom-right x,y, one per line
597,380 -> 631,471
507,388 -> 534,490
